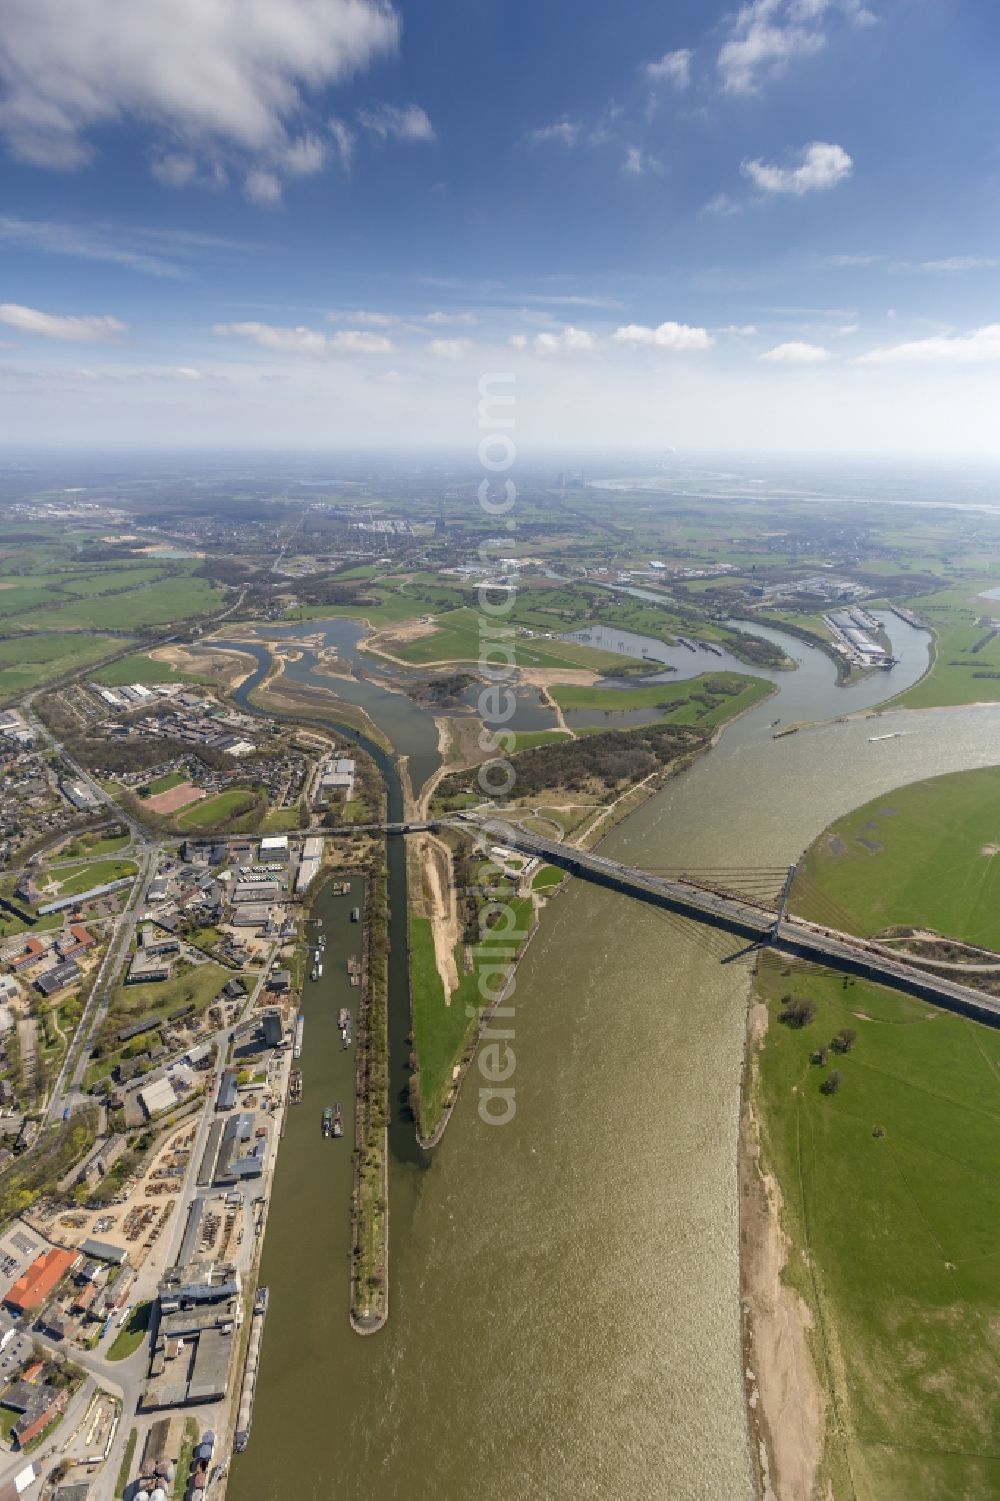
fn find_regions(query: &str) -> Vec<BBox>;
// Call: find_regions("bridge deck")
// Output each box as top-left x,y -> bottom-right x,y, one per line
454,815 -> 1000,1029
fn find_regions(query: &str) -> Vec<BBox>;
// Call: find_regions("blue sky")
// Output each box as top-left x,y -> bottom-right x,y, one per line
1,0 -> 1000,454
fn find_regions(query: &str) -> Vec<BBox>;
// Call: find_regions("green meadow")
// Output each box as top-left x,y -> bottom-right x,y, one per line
792,765 -> 1000,949
551,671 -> 773,728
893,585 -> 1000,709
0,631 -> 130,699
388,606 -> 626,672
410,895 -> 535,1136
754,956 -> 1000,1499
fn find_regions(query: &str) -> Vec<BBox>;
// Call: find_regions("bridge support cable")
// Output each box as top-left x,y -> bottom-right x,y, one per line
646,903 -> 749,965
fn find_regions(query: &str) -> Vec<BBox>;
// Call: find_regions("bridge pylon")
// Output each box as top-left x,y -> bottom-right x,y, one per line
772,863 -> 797,942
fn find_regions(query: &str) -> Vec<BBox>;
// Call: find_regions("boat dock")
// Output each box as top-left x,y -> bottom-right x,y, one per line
293,1014 -> 304,1059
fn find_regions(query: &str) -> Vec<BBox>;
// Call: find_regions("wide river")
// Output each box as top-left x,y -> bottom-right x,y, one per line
228,611 -> 1000,1500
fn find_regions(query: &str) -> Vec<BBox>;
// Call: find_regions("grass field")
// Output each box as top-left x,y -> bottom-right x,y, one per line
40,858 -> 138,899
754,956 -> 1000,1498
411,895 -> 535,1136
388,607 -> 631,672
892,585 -> 1000,709
42,574 -> 225,630
106,960 -> 228,1034
60,830 -> 130,859
792,765 -> 1000,950
108,1300 -> 152,1361
145,770 -> 186,796
177,786 -> 259,828
93,651 -> 207,687
0,631 -> 132,699
552,671 -> 773,729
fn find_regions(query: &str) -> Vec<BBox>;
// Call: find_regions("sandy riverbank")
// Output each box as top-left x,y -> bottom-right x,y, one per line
741,993 -> 824,1501
150,641 -> 259,694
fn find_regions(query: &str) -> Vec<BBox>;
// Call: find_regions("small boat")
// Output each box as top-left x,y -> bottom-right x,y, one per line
310,965 -> 318,982
869,732 -> 906,743
350,906 -> 360,923
322,1106 -> 333,1138
332,1103 -> 343,1138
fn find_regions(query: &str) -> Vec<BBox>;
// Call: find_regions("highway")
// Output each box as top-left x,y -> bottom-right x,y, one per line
456,814 -> 1000,1028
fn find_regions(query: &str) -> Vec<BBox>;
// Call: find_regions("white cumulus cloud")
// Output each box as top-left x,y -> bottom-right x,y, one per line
214,321 -> 328,354
534,326 -> 596,354
330,329 -> 393,353
244,169 -> 283,206
645,49 -> 692,87
357,102 -> 435,142
427,338 -> 472,359
613,321 -> 714,352
0,0 -> 399,189
916,256 -> 999,273
526,119 -> 581,148
0,302 -> 126,341
214,319 -> 394,354
718,0 -> 874,95
760,341 -> 833,363
857,325 -> 1000,364
743,141 -> 853,195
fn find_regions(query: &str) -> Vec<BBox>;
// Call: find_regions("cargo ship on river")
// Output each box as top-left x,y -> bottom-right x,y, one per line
293,1015 -> 304,1059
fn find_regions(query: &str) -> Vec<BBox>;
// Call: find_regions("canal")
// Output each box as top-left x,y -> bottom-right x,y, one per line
226,609 -> 1000,1500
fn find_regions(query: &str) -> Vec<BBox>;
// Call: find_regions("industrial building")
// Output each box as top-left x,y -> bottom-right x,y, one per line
144,1261 -> 242,1409
3,1248 -> 79,1314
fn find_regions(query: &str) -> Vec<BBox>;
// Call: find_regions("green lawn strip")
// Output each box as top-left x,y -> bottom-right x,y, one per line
116,1426 -> 138,1497
39,858 -> 138,899
511,729 -> 573,751
107,1299 -> 152,1360
411,896 -> 535,1135
531,864 -> 564,891
174,1417 -> 199,1499
792,765 -> 1000,951
755,958 -> 1000,1497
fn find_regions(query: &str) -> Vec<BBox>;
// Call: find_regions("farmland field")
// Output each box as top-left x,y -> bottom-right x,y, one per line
0,632 -> 132,699
41,574 -> 226,630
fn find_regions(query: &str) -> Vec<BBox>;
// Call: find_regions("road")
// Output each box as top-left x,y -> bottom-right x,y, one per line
459,814 -> 1000,1028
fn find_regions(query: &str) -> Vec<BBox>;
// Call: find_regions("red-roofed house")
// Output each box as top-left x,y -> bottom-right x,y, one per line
8,937 -> 45,972
3,1248 -> 79,1315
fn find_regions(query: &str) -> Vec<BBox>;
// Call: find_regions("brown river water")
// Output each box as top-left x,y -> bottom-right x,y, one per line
229,616 -> 1000,1501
